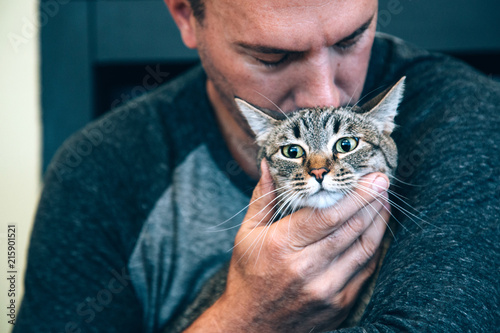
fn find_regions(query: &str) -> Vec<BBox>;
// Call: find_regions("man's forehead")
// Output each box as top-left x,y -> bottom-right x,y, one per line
209,0 -> 355,10
207,0 -> 377,50
207,0 -> 375,15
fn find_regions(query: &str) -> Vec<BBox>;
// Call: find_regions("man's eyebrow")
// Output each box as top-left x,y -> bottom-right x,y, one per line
236,43 -> 300,55
236,15 -> 374,54
336,15 -> 374,44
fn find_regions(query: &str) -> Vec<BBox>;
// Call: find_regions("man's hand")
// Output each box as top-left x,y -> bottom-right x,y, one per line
186,160 -> 390,333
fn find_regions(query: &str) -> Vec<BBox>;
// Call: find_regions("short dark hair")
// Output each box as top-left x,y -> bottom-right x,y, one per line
188,0 -> 205,22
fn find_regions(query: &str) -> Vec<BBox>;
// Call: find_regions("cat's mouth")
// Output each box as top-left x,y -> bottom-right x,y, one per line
315,188 -> 328,194
301,188 -> 344,209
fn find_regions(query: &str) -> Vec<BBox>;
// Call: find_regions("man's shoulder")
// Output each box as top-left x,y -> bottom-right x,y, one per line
370,33 -> 499,92
46,64 -> 209,183
368,33 -> 500,124
368,33 -> 500,186
38,64 -> 212,256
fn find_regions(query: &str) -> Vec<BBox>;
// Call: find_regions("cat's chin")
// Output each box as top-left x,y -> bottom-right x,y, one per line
299,190 -> 345,209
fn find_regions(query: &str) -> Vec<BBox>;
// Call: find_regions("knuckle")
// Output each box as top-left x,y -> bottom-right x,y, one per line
349,254 -> 367,274
313,210 -> 332,230
358,235 -> 379,258
305,281 -> 332,303
251,183 -> 264,200
346,239 -> 378,273
315,206 -> 341,229
363,256 -> 378,276
291,258 -> 316,279
342,215 -> 366,236
331,290 -> 350,309
266,235 -> 290,260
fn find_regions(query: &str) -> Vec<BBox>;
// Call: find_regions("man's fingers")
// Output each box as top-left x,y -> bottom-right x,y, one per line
327,198 -> 390,289
299,190 -> 389,274
284,173 -> 390,247
304,200 -> 390,297
334,248 -> 382,308
242,159 -> 277,228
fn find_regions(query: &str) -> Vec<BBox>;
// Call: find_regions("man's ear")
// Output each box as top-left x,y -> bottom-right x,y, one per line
164,0 -> 198,49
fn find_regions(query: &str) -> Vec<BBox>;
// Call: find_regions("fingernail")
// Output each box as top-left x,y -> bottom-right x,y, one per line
372,177 -> 389,192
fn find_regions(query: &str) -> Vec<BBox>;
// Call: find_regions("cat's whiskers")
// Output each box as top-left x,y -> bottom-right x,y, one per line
330,177 -> 356,187
361,181 -> 420,209
354,183 -> 411,235
336,180 -> 422,223
355,181 -> 440,231
351,85 -> 388,109
353,178 -> 409,202
252,90 -> 290,121
238,186 -> 296,238
345,81 -> 362,107
347,189 -> 394,238
286,192 -> 305,241
237,186 -> 296,234
248,187 -> 310,264
255,191 -> 303,265
356,180 -> 427,219
386,173 -> 425,188
336,186 -> 383,234
237,190 -> 300,264
208,184 -> 294,232
219,191 -> 296,250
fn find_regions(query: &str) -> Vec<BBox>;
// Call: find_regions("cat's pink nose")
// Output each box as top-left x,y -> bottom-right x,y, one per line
309,168 -> 330,183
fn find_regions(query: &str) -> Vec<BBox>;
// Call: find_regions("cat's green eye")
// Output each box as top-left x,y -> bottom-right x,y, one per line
281,144 -> 305,159
335,137 -> 359,153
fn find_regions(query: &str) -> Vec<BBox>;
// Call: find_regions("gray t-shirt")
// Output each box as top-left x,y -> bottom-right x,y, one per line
14,34 -> 500,332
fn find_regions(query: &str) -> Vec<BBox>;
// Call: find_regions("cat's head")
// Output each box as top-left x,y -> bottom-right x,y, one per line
235,77 -> 405,209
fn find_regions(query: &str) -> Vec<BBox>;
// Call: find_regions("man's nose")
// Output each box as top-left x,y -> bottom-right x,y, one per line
293,52 -> 341,109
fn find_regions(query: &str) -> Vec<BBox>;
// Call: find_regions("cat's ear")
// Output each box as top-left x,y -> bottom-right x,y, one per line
235,98 -> 278,143
362,76 -> 405,134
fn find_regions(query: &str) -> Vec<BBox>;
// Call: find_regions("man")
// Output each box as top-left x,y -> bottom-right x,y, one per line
15,0 -> 499,332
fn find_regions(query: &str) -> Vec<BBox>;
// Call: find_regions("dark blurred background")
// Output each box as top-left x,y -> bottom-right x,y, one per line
40,0 -> 500,172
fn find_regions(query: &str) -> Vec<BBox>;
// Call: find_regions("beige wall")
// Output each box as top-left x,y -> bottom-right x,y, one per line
0,1 -> 41,331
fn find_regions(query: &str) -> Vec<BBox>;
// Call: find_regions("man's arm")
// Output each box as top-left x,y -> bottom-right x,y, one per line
14,151 -> 143,332
13,101 -> 172,332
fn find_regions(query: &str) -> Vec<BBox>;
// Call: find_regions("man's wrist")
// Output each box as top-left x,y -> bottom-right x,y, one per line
183,293 -> 254,333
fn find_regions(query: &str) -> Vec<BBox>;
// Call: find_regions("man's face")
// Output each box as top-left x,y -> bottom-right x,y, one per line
194,0 -> 378,113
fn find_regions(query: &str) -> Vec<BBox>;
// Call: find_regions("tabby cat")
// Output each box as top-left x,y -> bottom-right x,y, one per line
235,77 -> 404,218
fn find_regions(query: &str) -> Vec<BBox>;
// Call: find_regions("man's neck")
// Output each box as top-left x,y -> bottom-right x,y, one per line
207,81 -> 261,181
